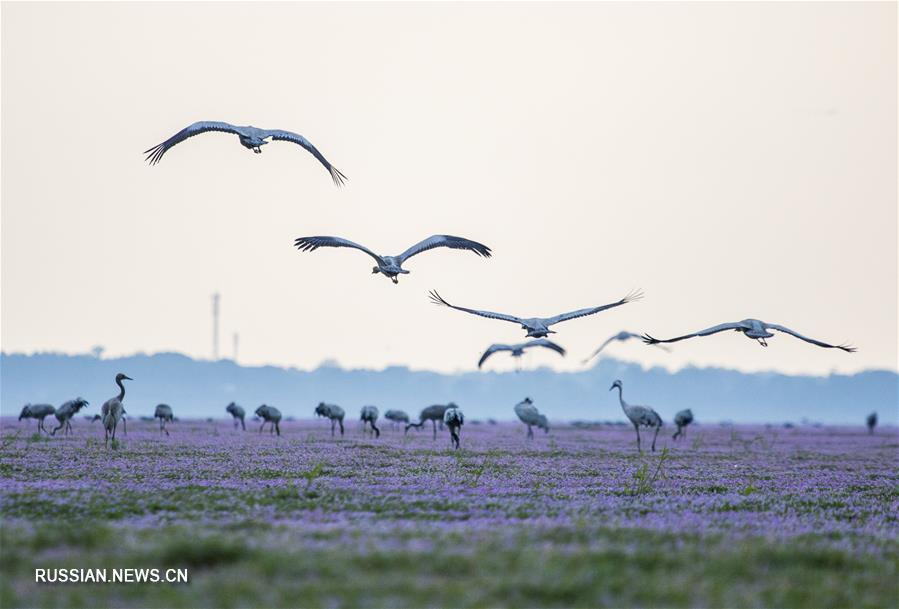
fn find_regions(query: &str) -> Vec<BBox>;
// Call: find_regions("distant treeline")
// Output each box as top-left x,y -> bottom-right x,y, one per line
1,352 -> 896,425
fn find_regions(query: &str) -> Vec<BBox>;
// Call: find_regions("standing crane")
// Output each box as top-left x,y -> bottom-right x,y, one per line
360,406 -> 380,438
51,398 -> 90,436
443,407 -> 465,450
18,404 -> 57,435
226,402 -> 246,430
513,397 -> 549,439
672,409 -> 694,440
315,403 -> 346,437
154,404 -> 174,436
866,412 -> 878,435
101,373 -> 132,448
255,405 -> 282,436
384,409 -> 410,430
609,380 -> 663,452
144,121 -> 347,186
405,403 -> 457,439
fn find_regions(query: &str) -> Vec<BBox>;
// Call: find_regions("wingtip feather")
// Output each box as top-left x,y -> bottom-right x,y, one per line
624,288 -> 645,303
330,166 -> 348,188
428,290 -> 450,307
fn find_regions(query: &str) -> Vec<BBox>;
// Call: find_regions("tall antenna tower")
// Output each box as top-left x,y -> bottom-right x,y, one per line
233,332 -> 239,362
212,292 -> 220,360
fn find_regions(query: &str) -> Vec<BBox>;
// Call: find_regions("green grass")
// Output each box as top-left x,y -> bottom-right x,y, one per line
1,522 -> 896,609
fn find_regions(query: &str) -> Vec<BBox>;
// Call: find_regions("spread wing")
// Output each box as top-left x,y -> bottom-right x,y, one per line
293,236 -> 383,264
642,321 -> 749,345
477,344 -> 513,368
584,331 -> 670,362
544,289 -> 643,327
523,339 -> 566,357
429,290 -> 524,326
396,235 -> 492,264
766,323 -> 856,352
582,335 -> 621,363
263,129 -> 347,187
144,121 -> 242,165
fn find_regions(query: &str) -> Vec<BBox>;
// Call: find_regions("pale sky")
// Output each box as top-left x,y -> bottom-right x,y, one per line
2,2 -> 896,376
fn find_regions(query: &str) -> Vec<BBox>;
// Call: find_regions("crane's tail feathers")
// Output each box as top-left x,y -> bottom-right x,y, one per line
329,166 -> 348,188
428,290 -> 451,307
641,333 -> 661,345
143,144 -> 167,165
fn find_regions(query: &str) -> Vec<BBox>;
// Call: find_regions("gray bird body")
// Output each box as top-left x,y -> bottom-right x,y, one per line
255,405 -> 282,436
478,339 -> 565,370
360,405 -> 380,438
443,407 -> 464,450
144,121 -> 347,186
315,402 -> 345,436
19,403 -> 56,434
610,380 -> 662,452
384,409 -> 410,430
405,403 -> 456,439
867,412 -> 877,435
155,404 -> 174,436
513,397 -> 550,439
643,319 -> 855,351
672,408 -> 694,440
51,398 -> 89,436
226,402 -> 246,430
294,235 -> 491,284
101,373 -> 131,447
384,409 -> 410,423
431,290 -> 642,338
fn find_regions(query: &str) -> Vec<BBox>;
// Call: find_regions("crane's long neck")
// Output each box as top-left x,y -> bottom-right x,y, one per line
116,378 -> 126,402
614,385 -> 626,413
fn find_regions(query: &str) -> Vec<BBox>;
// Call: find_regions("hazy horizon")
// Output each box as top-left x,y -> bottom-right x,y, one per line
2,2 -> 896,377
3,345 -> 898,377
3,350 -> 896,425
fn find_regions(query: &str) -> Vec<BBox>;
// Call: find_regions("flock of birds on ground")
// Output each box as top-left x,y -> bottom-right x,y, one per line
17,379 -> 880,453
16,120 -> 868,451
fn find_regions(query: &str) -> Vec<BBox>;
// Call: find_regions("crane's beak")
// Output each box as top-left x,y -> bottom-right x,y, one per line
123,375 -> 133,381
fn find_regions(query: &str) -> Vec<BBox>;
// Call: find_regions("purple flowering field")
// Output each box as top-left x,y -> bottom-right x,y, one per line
1,418 -> 897,608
